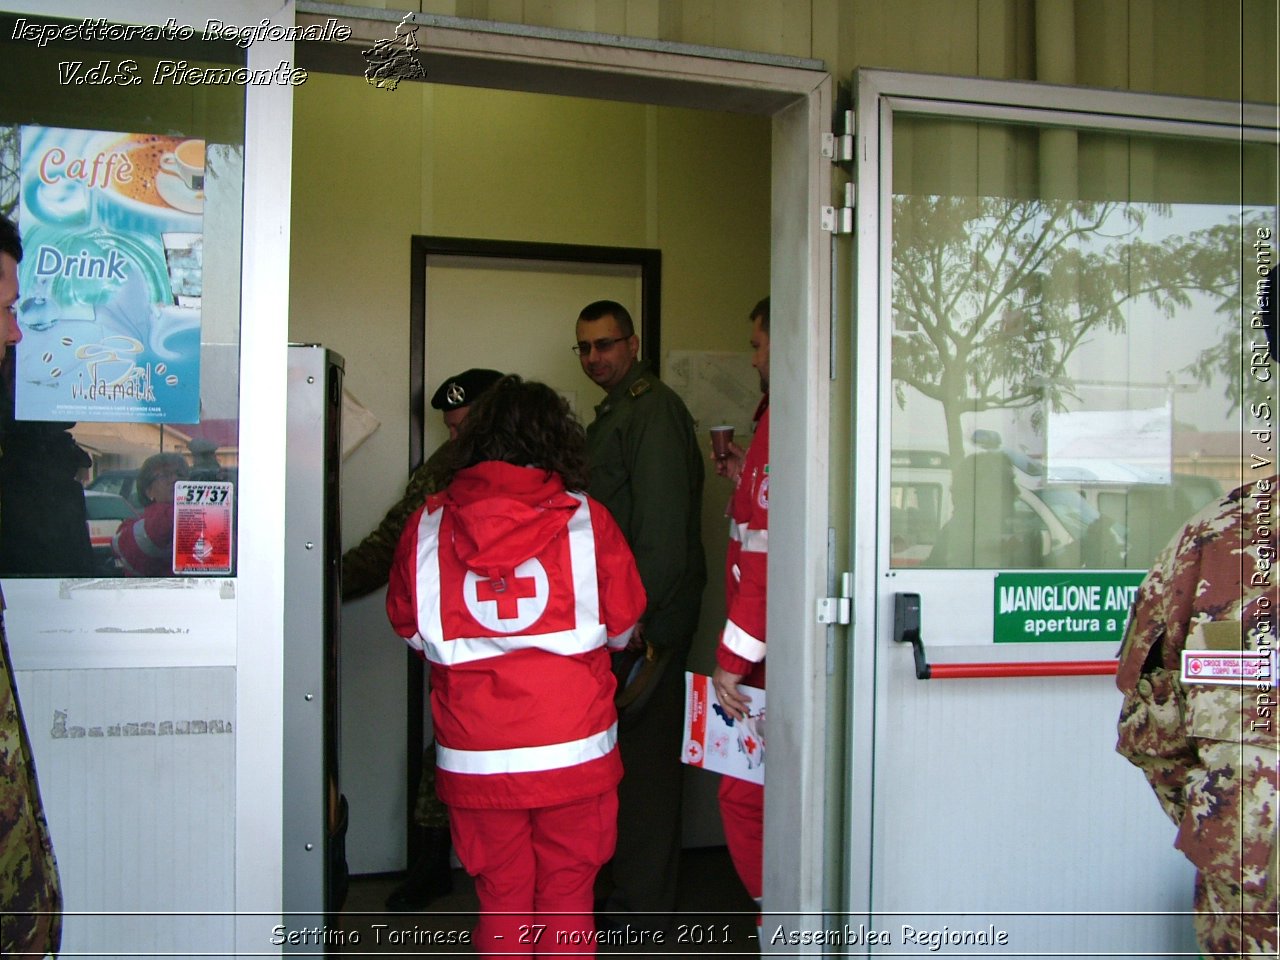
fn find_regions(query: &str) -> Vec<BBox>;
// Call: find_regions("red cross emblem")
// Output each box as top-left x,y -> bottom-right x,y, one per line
462,559 -> 551,633
474,574 -> 538,620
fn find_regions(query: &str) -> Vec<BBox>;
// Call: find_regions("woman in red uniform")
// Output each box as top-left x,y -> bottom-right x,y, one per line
112,452 -> 189,577
386,375 -> 645,956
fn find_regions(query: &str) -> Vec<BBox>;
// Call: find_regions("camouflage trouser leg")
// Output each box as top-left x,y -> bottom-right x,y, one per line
1193,870 -> 1278,959
411,743 -> 450,829
0,617 -> 62,958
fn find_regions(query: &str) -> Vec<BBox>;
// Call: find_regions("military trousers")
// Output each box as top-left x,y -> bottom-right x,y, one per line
1193,869 -> 1277,959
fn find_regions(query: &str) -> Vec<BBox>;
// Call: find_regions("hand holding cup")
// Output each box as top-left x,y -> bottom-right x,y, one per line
710,425 -> 735,460
710,425 -> 745,481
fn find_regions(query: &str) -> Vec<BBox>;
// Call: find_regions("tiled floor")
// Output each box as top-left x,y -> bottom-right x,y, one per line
335,846 -> 760,956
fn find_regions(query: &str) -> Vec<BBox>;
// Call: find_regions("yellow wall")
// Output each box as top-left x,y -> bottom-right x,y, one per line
296,0 -> 1275,597
289,74 -> 772,677
349,0 -> 1277,102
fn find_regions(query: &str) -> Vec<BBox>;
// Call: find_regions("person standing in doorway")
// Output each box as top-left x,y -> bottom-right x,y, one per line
1115,296 -> 1278,958
0,213 -> 62,958
575,300 -> 705,932
711,296 -> 770,911
386,376 -> 645,954
343,367 -> 503,911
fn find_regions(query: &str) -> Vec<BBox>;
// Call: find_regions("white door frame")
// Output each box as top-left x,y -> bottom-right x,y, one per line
3,1 -> 293,952
296,4 -> 834,923
847,66 -> 1276,935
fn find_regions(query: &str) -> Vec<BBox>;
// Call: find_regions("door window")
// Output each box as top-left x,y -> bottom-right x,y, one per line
0,13 -> 246,578
889,117 -> 1274,571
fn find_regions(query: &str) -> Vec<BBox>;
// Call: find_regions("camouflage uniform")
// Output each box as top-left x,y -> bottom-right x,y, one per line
1,600 -> 62,958
1116,477 -> 1279,958
342,441 -> 452,603
342,440 -> 452,829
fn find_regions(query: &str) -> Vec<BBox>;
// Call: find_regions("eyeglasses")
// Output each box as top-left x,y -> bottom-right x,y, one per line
572,336 -> 629,356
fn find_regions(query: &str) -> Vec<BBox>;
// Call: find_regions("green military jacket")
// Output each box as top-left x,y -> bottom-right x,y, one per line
342,441 -> 452,600
586,360 -> 705,653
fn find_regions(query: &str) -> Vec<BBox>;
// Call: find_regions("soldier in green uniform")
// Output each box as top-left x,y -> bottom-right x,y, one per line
342,367 -> 501,911
574,300 -> 705,932
0,215 -> 61,958
1116,306 -> 1279,958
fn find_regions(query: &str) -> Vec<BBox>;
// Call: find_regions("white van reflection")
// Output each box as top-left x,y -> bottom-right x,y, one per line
890,449 -> 1219,570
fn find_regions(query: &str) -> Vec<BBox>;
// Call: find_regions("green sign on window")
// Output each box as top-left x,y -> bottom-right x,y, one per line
993,572 -> 1147,644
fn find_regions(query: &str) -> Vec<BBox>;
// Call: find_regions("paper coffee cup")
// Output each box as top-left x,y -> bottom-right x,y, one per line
710,425 -> 735,459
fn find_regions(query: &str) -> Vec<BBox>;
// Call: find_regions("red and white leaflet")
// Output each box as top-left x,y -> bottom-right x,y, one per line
681,671 -> 766,785
172,480 -> 234,575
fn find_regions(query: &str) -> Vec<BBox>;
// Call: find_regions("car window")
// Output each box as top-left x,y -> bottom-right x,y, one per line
84,494 -> 137,521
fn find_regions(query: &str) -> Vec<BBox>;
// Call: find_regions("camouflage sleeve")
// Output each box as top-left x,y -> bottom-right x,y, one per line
341,443 -> 450,601
1116,665 -> 1196,825
1173,622 -> 1280,880
1115,543 -> 1198,825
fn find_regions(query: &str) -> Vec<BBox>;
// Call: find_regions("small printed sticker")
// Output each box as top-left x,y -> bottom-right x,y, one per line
172,480 -> 234,575
1181,649 -> 1276,686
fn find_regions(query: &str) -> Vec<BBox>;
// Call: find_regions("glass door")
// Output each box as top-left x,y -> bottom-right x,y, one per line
0,2 -> 293,954
847,71 -> 1276,954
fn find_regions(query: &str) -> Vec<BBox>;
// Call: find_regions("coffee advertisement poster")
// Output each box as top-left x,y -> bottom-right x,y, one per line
16,125 -> 203,423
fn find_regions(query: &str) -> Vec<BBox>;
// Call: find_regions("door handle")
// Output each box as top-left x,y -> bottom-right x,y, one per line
893,592 -> 929,679
892,591 -> 1118,680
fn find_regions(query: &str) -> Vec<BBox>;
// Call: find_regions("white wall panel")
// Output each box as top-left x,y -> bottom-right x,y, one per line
16,666 -> 237,959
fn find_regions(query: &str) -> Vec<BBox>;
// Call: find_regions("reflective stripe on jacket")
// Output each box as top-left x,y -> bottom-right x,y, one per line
718,406 -> 769,686
387,461 -> 645,809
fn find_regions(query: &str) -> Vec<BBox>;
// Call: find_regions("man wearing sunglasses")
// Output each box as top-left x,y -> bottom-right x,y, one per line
575,299 -> 705,935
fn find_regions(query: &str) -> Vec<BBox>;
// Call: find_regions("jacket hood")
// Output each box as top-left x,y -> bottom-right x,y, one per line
444,461 -> 579,579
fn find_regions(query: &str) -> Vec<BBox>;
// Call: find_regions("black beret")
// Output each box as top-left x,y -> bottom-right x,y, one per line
430,368 -> 504,410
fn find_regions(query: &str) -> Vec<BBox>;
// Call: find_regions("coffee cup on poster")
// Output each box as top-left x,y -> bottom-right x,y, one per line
710,424 -> 735,459
161,139 -> 206,191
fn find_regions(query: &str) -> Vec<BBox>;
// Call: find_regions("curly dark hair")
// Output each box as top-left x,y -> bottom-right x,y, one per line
445,375 -> 589,490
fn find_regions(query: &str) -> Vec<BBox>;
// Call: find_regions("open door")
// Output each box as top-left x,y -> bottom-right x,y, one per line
847,70 -> 1276,953
293,8 -> 836,919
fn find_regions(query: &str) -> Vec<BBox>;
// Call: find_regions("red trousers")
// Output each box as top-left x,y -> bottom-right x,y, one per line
450,790 -> 618,957
718,775 -> 763,901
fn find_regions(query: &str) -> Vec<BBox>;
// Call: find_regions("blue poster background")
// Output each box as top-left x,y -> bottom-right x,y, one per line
16,125 -> 203,423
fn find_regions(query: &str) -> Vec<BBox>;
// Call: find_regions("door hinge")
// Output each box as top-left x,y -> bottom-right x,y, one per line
816,572 -> 854,625
816,596 -> 851,624
820,205 -> 851,234
820,183 -> 856,235
821,109 -> 855,163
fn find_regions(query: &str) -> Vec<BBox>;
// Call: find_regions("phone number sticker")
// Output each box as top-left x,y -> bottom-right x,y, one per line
172,480 -> 234,575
